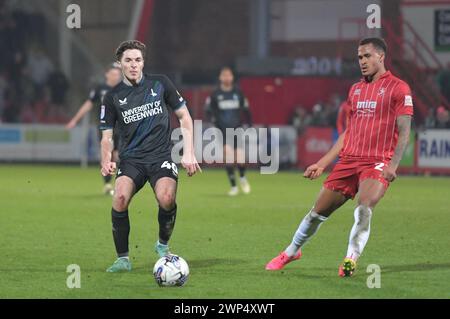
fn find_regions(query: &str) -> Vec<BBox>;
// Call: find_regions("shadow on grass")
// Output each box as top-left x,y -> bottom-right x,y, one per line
199,193 -> 239,198
71,194 -> 111,200
381,262 -> 450,274
281,272 -> 326,280
111,258 -> 250,273
188,258 -> 248,268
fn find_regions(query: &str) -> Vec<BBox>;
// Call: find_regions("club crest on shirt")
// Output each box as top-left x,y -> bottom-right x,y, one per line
378,88 -> 385,96
353,88 -> 361,96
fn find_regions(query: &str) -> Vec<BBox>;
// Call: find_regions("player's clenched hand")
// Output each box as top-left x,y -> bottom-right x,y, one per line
101,161 -> 116,176
382,166 -> 397,182
181,153 -> 202,177
303,163 -> 324,180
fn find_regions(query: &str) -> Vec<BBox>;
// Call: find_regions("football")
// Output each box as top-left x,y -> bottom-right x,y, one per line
153,254 -> 189,287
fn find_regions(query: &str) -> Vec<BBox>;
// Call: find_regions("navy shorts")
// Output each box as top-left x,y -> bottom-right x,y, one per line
116,158 -> 178,192
219,126 -> 245,150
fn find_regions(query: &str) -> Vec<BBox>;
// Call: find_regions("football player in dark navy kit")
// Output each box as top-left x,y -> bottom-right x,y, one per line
205,67 -> 252,196
66,63 -> 122,196
100,40 -> 201,272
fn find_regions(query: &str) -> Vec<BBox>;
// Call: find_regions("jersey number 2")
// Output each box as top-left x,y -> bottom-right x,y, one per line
374,163 -> 385,171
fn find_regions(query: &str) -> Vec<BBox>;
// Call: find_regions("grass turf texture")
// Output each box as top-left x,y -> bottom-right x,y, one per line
1,164 -> 449,298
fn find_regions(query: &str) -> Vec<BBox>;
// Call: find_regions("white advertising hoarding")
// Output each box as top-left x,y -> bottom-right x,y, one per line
0,124 -> 99,162
418,129 -> 450,168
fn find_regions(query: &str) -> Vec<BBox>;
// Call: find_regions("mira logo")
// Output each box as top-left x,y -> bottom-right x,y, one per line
357,101 -> 377,109
357,101 -> 377,116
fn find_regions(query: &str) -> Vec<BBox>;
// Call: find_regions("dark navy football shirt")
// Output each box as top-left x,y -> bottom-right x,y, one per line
99,74 -> 186,163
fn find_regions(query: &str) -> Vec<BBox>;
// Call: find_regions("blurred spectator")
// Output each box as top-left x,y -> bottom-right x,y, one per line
310,103 -> 329,126
19,102 -> 34,123
424,108 -> 436,129
0,72 -> 7,121
47,70 -> 69,106
323,102 -> 337,127
0,3 -> 67,124
289,106 -> 311,135
2,89 -> 19,122
26,45 -> 54,100
436,106 -> 450,129
0,9 -> 24,74
437,62 -> 450,103
328,93 -> 343,128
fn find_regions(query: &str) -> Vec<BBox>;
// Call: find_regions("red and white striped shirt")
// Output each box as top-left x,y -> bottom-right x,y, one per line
340,71 -> 414,161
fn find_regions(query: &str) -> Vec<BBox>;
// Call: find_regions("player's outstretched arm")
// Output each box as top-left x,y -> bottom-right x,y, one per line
383,115 -> 411,182
175,106 -> 202,176
100,129 -> 116,176
66,100 -> 93,129
304,130 -> 346,180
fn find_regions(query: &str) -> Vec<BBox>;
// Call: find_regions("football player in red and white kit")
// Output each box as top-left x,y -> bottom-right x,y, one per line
266,37 -> 413,277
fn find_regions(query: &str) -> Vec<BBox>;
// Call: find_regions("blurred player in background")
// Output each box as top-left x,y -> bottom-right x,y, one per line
100,40 -> 201,272
205,67 -> 252,196
266,37 -> 413,277
66,63 -> 122,195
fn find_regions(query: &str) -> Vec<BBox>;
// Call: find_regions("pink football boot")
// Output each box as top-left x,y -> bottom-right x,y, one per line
265,250 -> 302,271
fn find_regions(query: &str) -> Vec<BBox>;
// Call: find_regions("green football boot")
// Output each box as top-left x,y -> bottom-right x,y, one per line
155,241 -> 170,258
106,257 -> 132,273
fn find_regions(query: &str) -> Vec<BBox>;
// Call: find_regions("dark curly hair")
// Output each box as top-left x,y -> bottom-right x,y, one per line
115,40 -> 146,61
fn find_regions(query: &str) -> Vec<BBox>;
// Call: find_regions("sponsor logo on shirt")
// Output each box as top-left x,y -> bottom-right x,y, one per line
356,100 -> 377,116
176,90 -> 184,102
119,98 -> 128,105
404,95 -> 413,107
121,100 -> 163,124
100,105 -> 105,119
218,100 -> 240,110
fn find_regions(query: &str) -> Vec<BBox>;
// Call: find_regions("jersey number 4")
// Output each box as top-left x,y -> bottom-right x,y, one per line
161,161 -> 178,176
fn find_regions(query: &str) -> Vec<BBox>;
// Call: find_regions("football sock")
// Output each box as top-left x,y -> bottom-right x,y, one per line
346,205 -> 372,260
158,205 -> 177,245
285,210 -> 328,257
238,165 -> 246,178
103,174 -> 112,184
225,166 -> 237,187
111,208 -> 130,258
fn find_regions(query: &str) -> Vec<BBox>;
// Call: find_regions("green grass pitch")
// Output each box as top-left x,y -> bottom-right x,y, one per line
1,164 -> 449,298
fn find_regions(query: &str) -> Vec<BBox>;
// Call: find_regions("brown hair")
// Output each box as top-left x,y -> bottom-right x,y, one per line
115,40 -> 146,61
